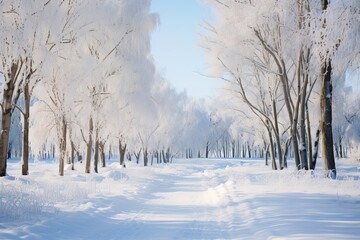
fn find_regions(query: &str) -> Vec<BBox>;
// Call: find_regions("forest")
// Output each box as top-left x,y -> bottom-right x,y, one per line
0,0 -> 359,178
1,1 -> 360,239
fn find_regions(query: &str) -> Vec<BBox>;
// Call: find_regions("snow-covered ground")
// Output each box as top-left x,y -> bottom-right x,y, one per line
1,158 -> 360,239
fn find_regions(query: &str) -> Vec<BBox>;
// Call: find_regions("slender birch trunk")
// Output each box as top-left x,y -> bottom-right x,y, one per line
267,126 -> 277,170
100,141 -> 106,168
85,117 -> 93,174
94,138 -> 99,173
272,100 -> 283,169
305,104 -> 313,169
70,140 -> 75,170
59,116 -> 67,176
22,80 -> 30,175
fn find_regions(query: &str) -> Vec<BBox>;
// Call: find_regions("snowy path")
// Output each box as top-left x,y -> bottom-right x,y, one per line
1,158 -> 360,239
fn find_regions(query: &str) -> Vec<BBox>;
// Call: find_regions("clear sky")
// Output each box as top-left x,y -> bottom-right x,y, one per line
150,0 -> 221,100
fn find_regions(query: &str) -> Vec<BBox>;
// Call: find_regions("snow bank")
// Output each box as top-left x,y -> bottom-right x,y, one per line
0,175 -> 92,220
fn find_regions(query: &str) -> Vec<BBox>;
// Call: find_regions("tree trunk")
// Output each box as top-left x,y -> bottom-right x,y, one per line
166,148 -> 171,163
100,141 -> 106,167
265,144 -> 269,166
280,69 -> 301,169
70,140 -> 75,170
311,127 -> 320,170
76,150 -> 82,163
205,142 -> 209,158
299,110 -> 308,170
320,61 -> 336,178
247,142 -> 251,158
0,62 -> 21,177
232,140 -> 235,158
339,137 -> 343,158
299,70 -> 309,170
296,0 -> 312,171
162,150 -> 166,163
267,127 -> 277,170
22,80 -> 30,175
94,138 -> 99,173
7,144 -> 12,159
306,104 -> 313,169
319,0 -> 336,179
335,144 -> 339,158
59,116 -> 67,176
0,110 -> 11,177
134,150 -> 141,164
283,138 -> 291,168
85,117 -> 93,174
222,144 -> 226,158
119,140 -> 127,166
143,148 -> 148,166
242,143 -> 246,158
272,100 -> 284,169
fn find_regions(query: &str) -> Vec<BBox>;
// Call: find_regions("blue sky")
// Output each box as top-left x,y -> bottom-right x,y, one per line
150,1 -> 360,97
150,0 -> 221,99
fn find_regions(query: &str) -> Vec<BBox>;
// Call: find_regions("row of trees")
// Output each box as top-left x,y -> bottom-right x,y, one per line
0,0 -> 253,176
203,0 -> 360,177
0,0 -> 162,176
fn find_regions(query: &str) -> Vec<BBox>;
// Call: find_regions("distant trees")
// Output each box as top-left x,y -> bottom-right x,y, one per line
333,85 -> 360,159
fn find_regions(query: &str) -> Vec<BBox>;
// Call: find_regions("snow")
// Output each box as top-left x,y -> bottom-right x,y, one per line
1,158 -> 360,239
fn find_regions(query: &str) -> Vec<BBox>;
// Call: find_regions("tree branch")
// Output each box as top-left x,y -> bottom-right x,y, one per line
102,29 -> 134,62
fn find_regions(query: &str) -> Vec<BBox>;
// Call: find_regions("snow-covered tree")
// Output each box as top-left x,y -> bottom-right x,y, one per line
203,0 -> 360,177
29,0 -> 159,175
0,0 -> 85,176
